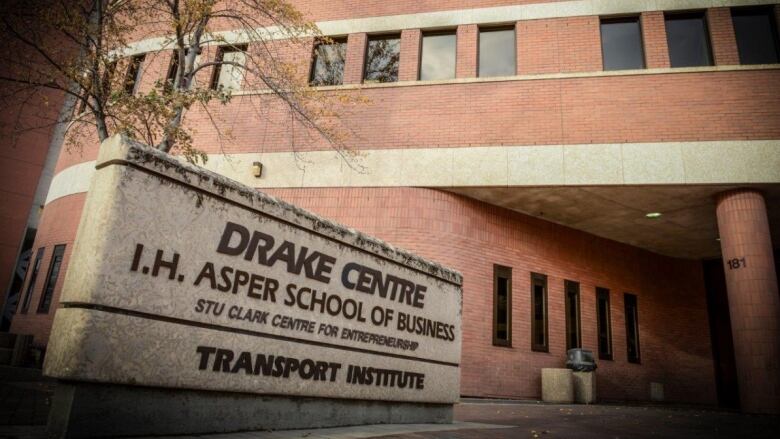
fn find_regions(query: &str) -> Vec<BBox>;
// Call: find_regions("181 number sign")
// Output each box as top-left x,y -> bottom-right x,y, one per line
727,257 -> 747,270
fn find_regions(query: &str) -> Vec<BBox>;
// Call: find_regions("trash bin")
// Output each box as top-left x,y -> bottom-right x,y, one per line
565,348 -> 597,372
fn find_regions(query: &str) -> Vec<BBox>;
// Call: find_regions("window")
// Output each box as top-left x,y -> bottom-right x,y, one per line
732,6 -> 780,65
364,34 -> 401,83
479,27 -> 516,77
531,273 -> 548,352
166,52 -> 179,87
124,54 -> 145,94
600,17 -> 645,70
624,293 -> 640,363
309,38 -> 348,86
596,287 -> 612,360
211,45 -> 247,91
420,31 -> 456,80
37,245 -> 65,314
20,247 -> 44,314
665,12 -> 713,67
564,280 -> 581,351
493,265 -> 512,346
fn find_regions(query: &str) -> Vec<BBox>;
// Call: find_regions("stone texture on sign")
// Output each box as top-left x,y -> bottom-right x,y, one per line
573,371 -> 596,404
541,368 -> 574,404
46,308 -> 459,403
44,135 -> 462,405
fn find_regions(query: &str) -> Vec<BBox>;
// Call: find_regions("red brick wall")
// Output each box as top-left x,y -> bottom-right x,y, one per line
257,186 -> 716,404
9,194 -> 85,345
456,25 -> 478,78
708,8 -> 740,66
641,11 -> 671,69
517,16 -> 602,74
399,29 -> 421,81
343,33 -> 367,84
0,89 -> 66,316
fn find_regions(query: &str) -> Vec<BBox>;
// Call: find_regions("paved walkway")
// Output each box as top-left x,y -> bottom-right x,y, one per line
1,373 -> 778,439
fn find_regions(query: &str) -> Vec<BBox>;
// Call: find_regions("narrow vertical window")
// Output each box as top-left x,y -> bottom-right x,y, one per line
420,31 -> 457,80
211,45 -> 247,91
600,17 -> 645,70
364,34 -> 401,83
124,54 -> 145,94
479,27 -> 516,77
309,37 -> 348,86
665,12 -> 713,67
732,6 -> 780,65
493,265 -> 512,346
531,273 -> 548,352
37,245 -> 65,314
596,287 -> 613,360
166,52 -> 179,87
625,293 -> 641,363
20,247 -> 44,314
564,280 -> 581,351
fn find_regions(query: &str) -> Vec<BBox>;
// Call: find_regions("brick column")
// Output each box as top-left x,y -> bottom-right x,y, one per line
456,24 -> 478,78
707,8 -> 740,65
715,189 -> 780,415
641,11 -> 671,68
399,29 -> 421,81
343,33 -> 367,84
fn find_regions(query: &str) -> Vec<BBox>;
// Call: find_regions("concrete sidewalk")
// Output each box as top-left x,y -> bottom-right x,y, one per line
1,375 -> 778,439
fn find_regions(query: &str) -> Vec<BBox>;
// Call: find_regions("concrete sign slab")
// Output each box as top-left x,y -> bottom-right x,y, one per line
44,135 -> 462,405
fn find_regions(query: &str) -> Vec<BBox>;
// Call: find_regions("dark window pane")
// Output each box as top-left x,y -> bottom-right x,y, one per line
166,52 -> 179,85
20,247 -> 44,313
420,32 -> 456,80
732,7 -> 780,65
493,265 -> 511,346
665,13 -> 713,67
310,38 -> 347,86
479,28 -> 515,77
625,293 -> 641,363
364,35 -> 400,83
124,54 -> 145,94
596,287 -> 612,360
565,280 -> 581,350
601,17 -> 645,70
38,245 -> 65,313
531,273 -> 548,352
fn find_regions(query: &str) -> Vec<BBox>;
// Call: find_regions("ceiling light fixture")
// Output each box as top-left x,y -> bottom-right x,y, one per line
645,212 -> 663,219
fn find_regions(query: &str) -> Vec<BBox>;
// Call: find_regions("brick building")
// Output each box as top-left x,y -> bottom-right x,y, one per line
3,0 -> 780,415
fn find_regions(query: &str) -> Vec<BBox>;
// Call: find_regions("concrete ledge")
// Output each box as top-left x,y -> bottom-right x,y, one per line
48,382 -> 453,438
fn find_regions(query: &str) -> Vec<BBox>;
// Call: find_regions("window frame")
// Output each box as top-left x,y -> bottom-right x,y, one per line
596,287 -> 613,360
477,25 -> 517,78
731,5 -> 780,65
624,293 -> 641,364
599,16 -> 646,71
664,10 -> 714,68
531,272 -> 549,353
19,247 -> 44,314
418,29 -> 458,81
308,37 -> 348,86
124,54 -> 145,94
37,244 -> 66,314
492,264 -> 512,347
210,44 -> 248,91
564,280 -> 582,351
363,33 -> 402,83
